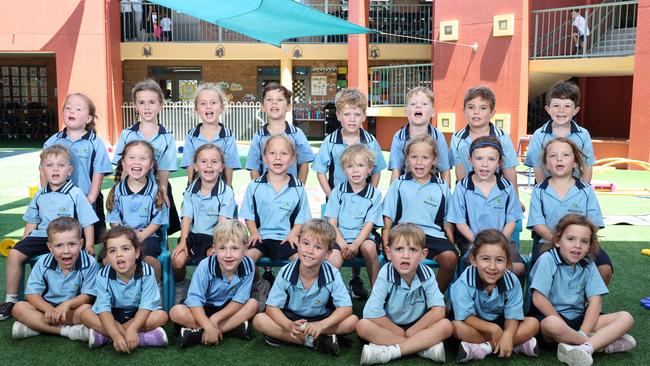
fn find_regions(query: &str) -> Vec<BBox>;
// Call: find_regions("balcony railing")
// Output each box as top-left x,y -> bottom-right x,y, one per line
530,0 -> 637,59
120,1 -> 431,44
369,63 -> 432,107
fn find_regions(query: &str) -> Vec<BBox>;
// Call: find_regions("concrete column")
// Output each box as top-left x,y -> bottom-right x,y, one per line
347,0 -> 369,96
280,55 -> 293,123
628,2 -> 650,165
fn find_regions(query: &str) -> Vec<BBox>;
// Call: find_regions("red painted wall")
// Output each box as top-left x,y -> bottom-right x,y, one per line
579,76 -> 632,139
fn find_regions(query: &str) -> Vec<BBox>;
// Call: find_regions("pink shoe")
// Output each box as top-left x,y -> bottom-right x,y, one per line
604,334 -> 636,354
457,341 -> 491,363
138,327 -> 168,347
514,337 -> 538,357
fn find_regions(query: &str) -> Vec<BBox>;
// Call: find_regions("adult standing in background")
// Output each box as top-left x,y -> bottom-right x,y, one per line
120,0 -> 134,41
131,0 -> 144,41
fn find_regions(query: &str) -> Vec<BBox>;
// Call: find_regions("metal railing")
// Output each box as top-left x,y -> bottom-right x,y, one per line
530,1 -> 637,59
122,102 -> 265,142
369,63 -> 432,107
120,1 -> 432,44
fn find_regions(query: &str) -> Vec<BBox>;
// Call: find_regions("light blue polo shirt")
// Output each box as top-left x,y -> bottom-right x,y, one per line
323,182 -> 383,242
245,122 -> 314,177
23,180 -> 99,237
363,262 -> 445,325
530,247 -> 608,320
239,173 -> 311,241
266,259 -> 352,318
524,120 -> 596,172
44,128 -> 113,195
448,172 -> 522,233
180,123 -> 241,170
527,178 -> 603,242
112,122 -> 178,172
92,261 -> 161,314
450,266 -> 523,322
388,123 -> 450,173
449,123 -> 519,173
181,178 -> 236,236
311,128 -> 386,189
106,176 -> 168,231
382,173 -> 450,238
25,251 -> 99,305
184,256 -> 255,307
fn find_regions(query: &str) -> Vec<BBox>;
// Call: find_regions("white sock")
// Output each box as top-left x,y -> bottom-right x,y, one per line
389,344 -> 401,360
60,325 -> 71,337
5,294 -> 18,303
479,341 -> 493,353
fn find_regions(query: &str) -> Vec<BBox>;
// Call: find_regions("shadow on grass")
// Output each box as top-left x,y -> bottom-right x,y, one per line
0,197 -> 31,212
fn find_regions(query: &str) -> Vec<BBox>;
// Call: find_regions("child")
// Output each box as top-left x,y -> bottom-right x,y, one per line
571,9 -> 590,55
449,86 -> 520,200
323,144 -> 382,287
106,140 -> 168,282
356,223 -> 452,364
11,217 -> 98,341
160,11 -> 172,41
530,214 -> 635,366
388,86 -> 450,184
312,88 -> 387,298
382,135 -> 456,293
81,226 -> 169,352
252,219 -> 358,355
171,220 -> 258,348
448,136 -> 525,276
181,83 -> 240,186
246,82 -> 313,184
43,93 -> 112,245
450,229 -> 539,362
527,137 -> 612,284
172,144 -> 237,301
524,81 -> 596,183
0,145 -> 98,321
113,79 -> 180,234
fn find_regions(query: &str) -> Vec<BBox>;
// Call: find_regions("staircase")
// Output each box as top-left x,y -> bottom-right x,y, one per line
590,27 -> 636,57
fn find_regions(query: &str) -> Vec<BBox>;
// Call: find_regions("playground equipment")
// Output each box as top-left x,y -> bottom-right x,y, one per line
0,238 -> 16,257
592,158 -> 650,195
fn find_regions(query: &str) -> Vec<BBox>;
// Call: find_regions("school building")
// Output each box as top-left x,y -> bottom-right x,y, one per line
0,0 -> 648,166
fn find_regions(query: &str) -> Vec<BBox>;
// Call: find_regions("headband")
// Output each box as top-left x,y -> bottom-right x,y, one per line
469,140 -> 503,157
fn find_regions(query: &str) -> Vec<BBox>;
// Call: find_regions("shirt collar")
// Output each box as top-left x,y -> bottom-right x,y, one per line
459,123 -> 498,140
190,177 -> 225,197
108,261 -> 144,280
550,247 -> 589,268
257,172 -> 299,187
121,176 -> 154,196
402,123 -> 435,140
129,122 -> 168,135
465,171 -> 507,191
472,265 -> 507,292
287,260 -> 335,288
46,251 -> 88,271
210,255 -> 248,279
333,128 -> 369,144
262,121 -> 294,136
401,172 -> 440,184
45,179 -> 75,194
341,181 -> 370,197
192,123 -> 227,139
61,127 -> 94,140
542,120 -> 581,134
387,263 -> 429,287
538,176 -> 586,190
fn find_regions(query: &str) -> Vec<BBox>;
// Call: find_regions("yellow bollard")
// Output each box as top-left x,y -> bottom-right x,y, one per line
28,185 -> 39,198
0,238 -> 16,257
642,249 -> 650,257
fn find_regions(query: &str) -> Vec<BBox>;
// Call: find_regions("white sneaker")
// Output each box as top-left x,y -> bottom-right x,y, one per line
557,343 -> 593,366
418,342 -> 445,362
514,337 -> 538,357
251,278 -> 271,312
360,344 -> 393,365
12,321 -> 40,340
603,334 -> 636,354
457,341 -> 491,363
67,324 -> 90,341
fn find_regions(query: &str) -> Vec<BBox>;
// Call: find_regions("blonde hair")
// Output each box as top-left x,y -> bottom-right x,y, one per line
340,143 -> 375,169
213,220 -> 249,248
387,223 -> 425,249
40,144 -> 71,165
63,93 -> 97,132
47,217 -> 82,242
194,83 -> 228,113
406,86 -> 434,105
542,137 -> 586,177
335,88 -> 367,112
300,218 -> 337,250
263,134 -> 297,157
403,135 -> 438,174
132,79 -> 165,104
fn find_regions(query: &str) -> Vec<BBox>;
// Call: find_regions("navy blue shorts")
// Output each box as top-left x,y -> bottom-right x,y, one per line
425,235 -> 456,259
187,232 -> 213,261
331,237 -> 380,257
282,308 -> 333,323
142,235 -> 162,258
112,308 -> 137,324
530,307 -> 584,331
14,236 -> 49,257
252,239 -> 297,261
204,300 -> 231,317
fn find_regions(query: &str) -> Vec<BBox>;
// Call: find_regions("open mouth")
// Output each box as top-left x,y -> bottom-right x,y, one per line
205,112 -> 214,118
414,111 -> 423,118
61,256 -> 73,266
399,261 -> 410,269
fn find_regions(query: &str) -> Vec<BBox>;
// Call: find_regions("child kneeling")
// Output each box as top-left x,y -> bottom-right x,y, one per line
170,220 -> 258,347
253,219 -> 358,355
356,223 -> 453,364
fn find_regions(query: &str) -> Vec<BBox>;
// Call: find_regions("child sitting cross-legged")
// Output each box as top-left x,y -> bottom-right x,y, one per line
253,219 -> 358,355
356,223 -> 453,365
170,220 -> 258,348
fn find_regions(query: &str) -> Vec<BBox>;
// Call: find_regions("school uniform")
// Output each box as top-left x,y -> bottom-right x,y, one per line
382,173 -> 454,258
92,261 -> 161,323
184,256 -> 254,316
449,123 -> 519,174
25,251 -> 99,305
311,128 -> 387,189
112,122 -> 180,234
180,123 -> 241,170
181,178 -> 236,260
266,259 -> 352,321
363,262 -> 445,327
527,177 -> 610,266
106,176 -> 168,258
524,120 -> 596,174
18,180 -> 98,257
323,181 -> 383,244
388,123 -> 450,173
239,173 -> 311,260
529,247 -> 608,329
245,122 -> 314,177
450,266 -> 523,325
44,128 -> 112,242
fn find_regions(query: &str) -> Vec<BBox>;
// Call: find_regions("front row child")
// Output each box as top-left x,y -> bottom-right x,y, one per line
530,214 -> 635,366
170,220 -> 258,348
1,145 -> 98,321
253,219 -> 358,355
357,223 -> 453,365
450,229 -> 539,362
11,217 -> 98,341
81,226 -> 169,352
